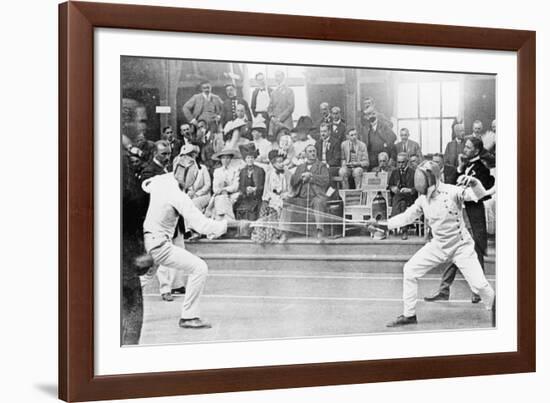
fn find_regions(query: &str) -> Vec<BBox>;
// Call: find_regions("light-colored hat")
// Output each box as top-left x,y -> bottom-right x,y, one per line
212,147 -> 241,160
251,116 -> 267,130
179,143 -> 199,156
223,118 -> 248,134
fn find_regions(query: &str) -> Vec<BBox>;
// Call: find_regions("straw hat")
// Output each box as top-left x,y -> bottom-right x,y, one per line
223,118 -> 248,134
212,147 -> 241,160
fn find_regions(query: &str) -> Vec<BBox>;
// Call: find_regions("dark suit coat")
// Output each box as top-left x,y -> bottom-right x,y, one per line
363,119 -> 397,168
315,136 -> 341,167
250,87 -> 273,115
443,139 -> 465,167
221,97 -> 252,126
167,138 -> 183,163
388,167 -> 417,207
329,120 -> 347,143
140,159 -> 169,183
442,164 -> 458,185
237,165 -> 266,201
290,160 -> 329,199
395,139 -> 422,160
461,158 -> 495,253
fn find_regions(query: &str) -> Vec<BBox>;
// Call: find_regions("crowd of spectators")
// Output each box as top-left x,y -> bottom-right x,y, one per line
123,72 -> 497,245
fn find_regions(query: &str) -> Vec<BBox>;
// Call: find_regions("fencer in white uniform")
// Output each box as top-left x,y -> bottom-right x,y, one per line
370,160 -> 496,327
142,155 -> 243,329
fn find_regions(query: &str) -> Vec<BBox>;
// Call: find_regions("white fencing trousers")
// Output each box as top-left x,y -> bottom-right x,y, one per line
402,238 -> 495,317
156,234 -> 187,295
148,240 -> 208,320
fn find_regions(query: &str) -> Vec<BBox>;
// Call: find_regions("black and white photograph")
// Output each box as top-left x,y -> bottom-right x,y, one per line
121,57 -> 497,346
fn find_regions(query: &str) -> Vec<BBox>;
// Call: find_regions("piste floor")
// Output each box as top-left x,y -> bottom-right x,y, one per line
139,235 -> 495,345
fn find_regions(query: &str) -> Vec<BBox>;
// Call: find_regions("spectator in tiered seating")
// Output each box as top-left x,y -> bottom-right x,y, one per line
329,106 -> 347,143
364,110 -> 397,169
221,83 -> 252,126
315,102 -> 332,130
250,72 -> 272,137
278,133 -> 296,171
315,122 -> 341,184
339,128 -> 369,189
470,120 -> 484,139
223,118 -> 250,150
199,119 -> 224,176
179,123 -> 193,145
358,96 -> 394,144
250,117 -> 273,170
252,149 -> 293,244
234,144 -> 266,234
408,154 -> 421,171
141,140 -> 172,181
371,151 -> 393,174
388,152 -> 417,240
483,119 -> 496,155
207,147 -> 241,221
443,122 -> 465,167
134,132 -> 156,163
432,153 -> 458,184
160,126 -> 182,163
291,116 -> 317,167
279,144 -> 330,243
182,80 -> 223,133
395,128 -> 422,161
268,70 -> 295,140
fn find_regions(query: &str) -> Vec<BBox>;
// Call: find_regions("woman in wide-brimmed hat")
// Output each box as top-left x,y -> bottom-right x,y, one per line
250,117 -> 273,169
233,144 -> 266,235
222,118 -> 250,149
251,149 -> 292,244
206,147 -> 242,224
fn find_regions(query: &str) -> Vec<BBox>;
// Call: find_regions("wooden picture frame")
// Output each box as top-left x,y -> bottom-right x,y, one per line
59,1 -> 536,401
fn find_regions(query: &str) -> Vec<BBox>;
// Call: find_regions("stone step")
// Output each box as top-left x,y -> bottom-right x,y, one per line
186,253 -> 495,275
186,238 -> 496,257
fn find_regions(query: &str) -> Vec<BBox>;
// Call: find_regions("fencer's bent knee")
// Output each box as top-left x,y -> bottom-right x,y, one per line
195,258 -> 208,276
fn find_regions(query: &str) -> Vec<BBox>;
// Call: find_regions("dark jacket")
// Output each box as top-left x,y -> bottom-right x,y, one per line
237,164 -> 265,201
461,158 -> 495,254
329,120 -> 347,143
290,160 -> 330,199
363,119 -> 397,168
443,139 -> 465,167
221,97 -> 252,126
250,87 -> 273,115
140,159 -> 169,183
388,166 -> 417,207
442,164 -> 458,185
315,136 -> 341,167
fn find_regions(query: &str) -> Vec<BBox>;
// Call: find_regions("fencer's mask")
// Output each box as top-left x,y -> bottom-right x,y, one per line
414,160 -> 440,196
174,156 -> 198,192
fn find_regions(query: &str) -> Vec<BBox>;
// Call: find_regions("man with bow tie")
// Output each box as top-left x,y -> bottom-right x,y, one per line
395,128 -> 422,161
329,106 -> 347,143
388,152 -> 417,240
315,123 -> 341,185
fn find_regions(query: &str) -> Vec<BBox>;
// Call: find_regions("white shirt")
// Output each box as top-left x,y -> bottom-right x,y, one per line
142,173 -> 227,249
213,165 -> 240,194
388,183 -> 485,253
253,138 -> 273,163
255,87 -> 270,112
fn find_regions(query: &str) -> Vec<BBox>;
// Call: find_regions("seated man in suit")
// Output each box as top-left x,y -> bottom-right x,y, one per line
279,144 -> 330,243
315,122 -> 341,183
339,128 -> 369,189
388,152 -> 417,240
444,123 -> 466,167
395,128 -> 422,161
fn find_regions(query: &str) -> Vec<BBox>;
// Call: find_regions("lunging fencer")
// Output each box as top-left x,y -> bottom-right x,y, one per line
142,153 -> 247,329
368,160 -> 496,327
